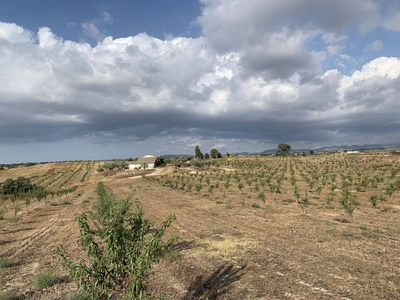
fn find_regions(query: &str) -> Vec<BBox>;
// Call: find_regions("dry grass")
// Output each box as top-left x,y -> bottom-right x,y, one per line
0,153 -> 399,299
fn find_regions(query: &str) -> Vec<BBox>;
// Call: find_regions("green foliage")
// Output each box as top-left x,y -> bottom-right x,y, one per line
155,157 -> 165,167
13,204 -> 21,217
195,145 -> 203,159
210,148 -> 222,159
34,268 -> 58,289
195,184 -> 203,193
0,289 -> 23,300
276,143 -> 291,156
0,257 -> 14,268
80,168 -> 91,183
0,176 -> 46,201
169,157 -> 189,168
340,190 -> 358,221
369,195 -> 378,208
1,176 -> 35,194
57,182 -> 176,300
67,292 -> 92,300
99,161 -> 128,171
257,192 -> 265,203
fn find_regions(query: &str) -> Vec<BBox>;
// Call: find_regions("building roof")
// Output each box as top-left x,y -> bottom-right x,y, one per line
132,155 -> 157,165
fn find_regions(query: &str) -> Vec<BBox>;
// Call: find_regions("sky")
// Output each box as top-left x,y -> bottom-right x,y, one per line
1,0 -> 400,163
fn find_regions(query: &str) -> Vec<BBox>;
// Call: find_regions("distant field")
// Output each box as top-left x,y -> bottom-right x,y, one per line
1,153 -> 400,299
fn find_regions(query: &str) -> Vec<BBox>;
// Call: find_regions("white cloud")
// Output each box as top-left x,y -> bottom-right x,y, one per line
81,12 -> 113,42
326,44 -> 345,55
1,1 -> 400,153
364,40 -> 384,52
38,27 -> 61,48
383,10 -> 400,31
81,22 -> 105,42
0,22 -> 32,43
322,33 -> 348,44
100,12 -> 113,24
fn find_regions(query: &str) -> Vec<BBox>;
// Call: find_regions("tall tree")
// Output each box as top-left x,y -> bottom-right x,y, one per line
277,143 -> 291,156
210,148 -> 221,159
195,145 -> 203,159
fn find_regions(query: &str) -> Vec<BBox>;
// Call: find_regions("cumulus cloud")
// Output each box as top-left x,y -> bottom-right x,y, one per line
0,22 -> 32,43
1,0 -> 400,159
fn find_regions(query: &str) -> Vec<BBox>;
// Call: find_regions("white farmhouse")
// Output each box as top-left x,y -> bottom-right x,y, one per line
128,155 -> 157,170
346,151 -> 359,154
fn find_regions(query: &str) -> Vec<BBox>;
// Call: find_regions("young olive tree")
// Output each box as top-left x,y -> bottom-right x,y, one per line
56,182 -> 176,299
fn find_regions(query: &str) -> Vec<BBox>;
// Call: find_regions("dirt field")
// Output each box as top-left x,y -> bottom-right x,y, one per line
1,154 -> 400,299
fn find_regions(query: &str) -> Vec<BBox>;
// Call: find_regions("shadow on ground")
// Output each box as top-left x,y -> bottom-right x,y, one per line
182,263 -> 246,300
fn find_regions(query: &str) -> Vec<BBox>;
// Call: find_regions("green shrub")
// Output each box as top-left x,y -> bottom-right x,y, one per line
340,190 -> 358,221
0,257 -> 14,268
57,182 -> 176,299
33,268 -> 58,289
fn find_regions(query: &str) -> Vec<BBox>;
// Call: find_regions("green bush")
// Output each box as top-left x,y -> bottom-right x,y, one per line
57,182 -> 176,299
0,257 -> 14,268
33,268 -> 58,289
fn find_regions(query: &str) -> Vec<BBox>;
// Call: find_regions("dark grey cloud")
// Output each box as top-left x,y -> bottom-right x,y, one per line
1,6 -> 400,162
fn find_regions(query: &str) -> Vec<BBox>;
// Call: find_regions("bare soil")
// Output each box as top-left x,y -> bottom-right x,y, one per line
1,155 -> 399,299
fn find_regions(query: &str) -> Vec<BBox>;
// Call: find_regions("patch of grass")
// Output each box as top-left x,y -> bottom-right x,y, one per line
0,289 -> 23,300
33,268 -> 58,289
210,211 -> 219,217
8,217 -> 18,224
381,206 -> 397,213
60,200 -> 72,205
251,203 -> 260,209
360,226 -> 380,239
67,292 -> 92,300
342,229 -> 355,241
282,198 -> 296,204
240,288 -> 250,295
163,250 -> 182,263
212,228 -> 223,235
0,257 -> 14,268
256,293 -> 265,298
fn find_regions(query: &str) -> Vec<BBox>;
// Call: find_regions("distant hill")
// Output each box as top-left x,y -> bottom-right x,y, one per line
261,143 -> 400,154
162,143 -> 400,158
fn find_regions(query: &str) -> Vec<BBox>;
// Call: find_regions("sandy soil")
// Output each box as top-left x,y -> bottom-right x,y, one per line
1,156 -> 399,299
